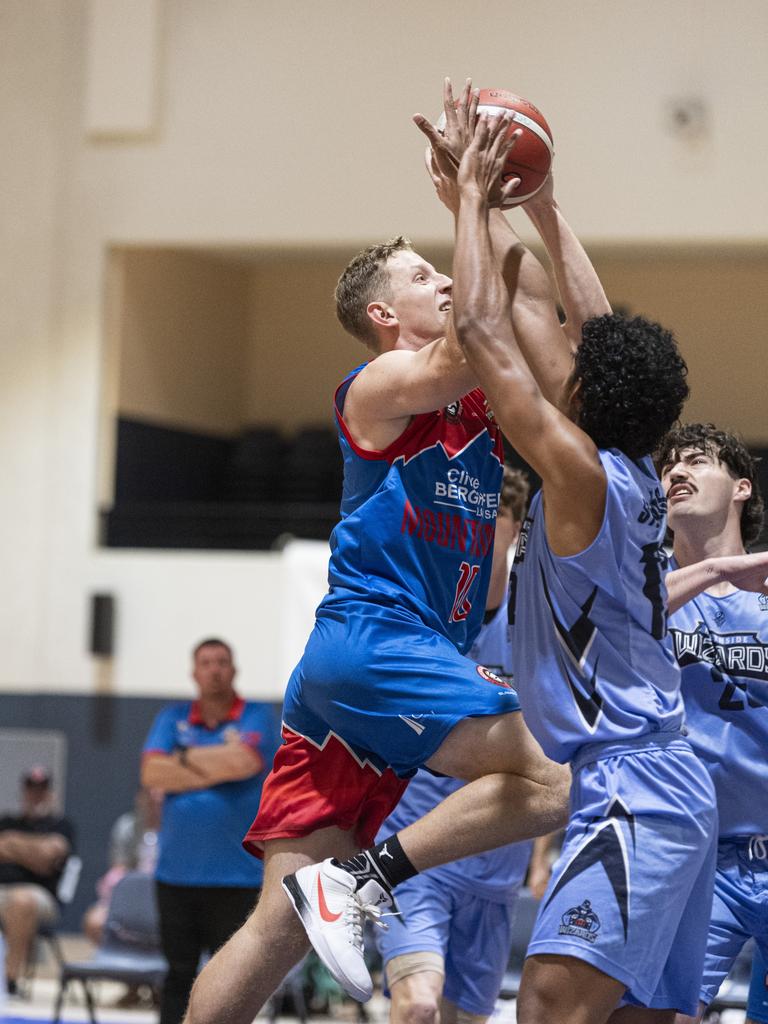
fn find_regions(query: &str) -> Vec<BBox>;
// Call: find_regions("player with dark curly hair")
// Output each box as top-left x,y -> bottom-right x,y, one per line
574,314 -> 689,461
385,103 -> 767,1024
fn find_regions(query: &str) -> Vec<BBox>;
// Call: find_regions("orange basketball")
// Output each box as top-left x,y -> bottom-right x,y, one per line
438,88 -> 554,207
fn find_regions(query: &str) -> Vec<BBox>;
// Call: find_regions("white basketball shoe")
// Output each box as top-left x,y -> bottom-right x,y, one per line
282,858 -> 394,1002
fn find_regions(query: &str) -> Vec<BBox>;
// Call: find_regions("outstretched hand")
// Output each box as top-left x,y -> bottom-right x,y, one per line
414,77 -> 523,209
413,77 -> 478,166
717,551 -> 768,595
413,77 -> 474,213
457,109 -> 521,207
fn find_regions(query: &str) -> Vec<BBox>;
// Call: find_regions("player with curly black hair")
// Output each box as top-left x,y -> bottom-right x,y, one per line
574,314 -> 690,461
408,106 -> 768,1024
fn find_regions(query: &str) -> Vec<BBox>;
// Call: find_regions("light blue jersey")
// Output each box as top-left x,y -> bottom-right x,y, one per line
669,581 -> 768,837
669,576 -> 768,1005
510,449 -> 717,1014
509,450 -> 684,764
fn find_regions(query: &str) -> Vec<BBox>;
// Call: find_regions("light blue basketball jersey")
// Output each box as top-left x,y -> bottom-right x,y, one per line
669,580 -> 768,836
509,449 -> 684,764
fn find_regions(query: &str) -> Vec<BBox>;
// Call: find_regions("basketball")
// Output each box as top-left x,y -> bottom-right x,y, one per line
438,88 -> 554,207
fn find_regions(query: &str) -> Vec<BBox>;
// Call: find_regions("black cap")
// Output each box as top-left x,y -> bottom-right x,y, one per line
21,765 -> 51,787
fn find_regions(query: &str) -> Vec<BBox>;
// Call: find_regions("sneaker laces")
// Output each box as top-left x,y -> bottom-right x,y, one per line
344,890 -> 401,949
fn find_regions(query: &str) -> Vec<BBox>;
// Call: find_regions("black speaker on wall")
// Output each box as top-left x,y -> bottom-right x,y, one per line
90,593 -> 115,657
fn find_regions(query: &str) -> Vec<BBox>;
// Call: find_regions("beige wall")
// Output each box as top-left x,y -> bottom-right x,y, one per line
116,249 -> 251,435
592,248 -> 768,444
1,0 -> 767,698
114,244 -> 768,443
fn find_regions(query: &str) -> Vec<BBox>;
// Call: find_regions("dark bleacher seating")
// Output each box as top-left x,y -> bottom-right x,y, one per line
280,428 -> 343,503
224,427 -> 288,501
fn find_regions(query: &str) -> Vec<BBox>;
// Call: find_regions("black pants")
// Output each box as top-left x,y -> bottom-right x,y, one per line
156,880 -> 260,1024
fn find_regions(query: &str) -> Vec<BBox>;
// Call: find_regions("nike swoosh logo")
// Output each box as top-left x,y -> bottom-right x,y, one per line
317,875 -> 342,922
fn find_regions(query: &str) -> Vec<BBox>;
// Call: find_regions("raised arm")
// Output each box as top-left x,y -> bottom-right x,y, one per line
414,79 -> 572,405
451,113 -> 606,557
524,177 -> 611,349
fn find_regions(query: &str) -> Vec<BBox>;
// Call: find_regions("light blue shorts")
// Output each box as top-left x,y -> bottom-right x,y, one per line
375,872 -> 517,1016
700,836 -> 768,1005
748,942 -> 768,1024
527,735 -> 718,1017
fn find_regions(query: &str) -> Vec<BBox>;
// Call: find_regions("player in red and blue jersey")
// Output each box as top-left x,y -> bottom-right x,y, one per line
183,80 -> 605,1024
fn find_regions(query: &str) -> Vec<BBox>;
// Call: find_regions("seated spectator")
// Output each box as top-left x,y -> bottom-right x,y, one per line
82,786 -> 163,946
0,767 -> 74,996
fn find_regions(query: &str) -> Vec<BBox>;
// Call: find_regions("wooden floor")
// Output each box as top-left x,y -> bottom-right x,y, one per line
2,933 -> 392,1024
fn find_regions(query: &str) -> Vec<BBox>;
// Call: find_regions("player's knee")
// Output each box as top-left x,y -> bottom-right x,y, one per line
516,963 -> 565,1024
6,888 -> 41,920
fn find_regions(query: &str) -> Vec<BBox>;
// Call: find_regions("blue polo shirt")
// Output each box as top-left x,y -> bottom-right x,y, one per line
143,695 -> 280,887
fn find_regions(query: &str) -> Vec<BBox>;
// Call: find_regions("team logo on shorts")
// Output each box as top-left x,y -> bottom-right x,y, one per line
559,899 -> 601,944
759,594 -> 768,612
476,665 -> 512,689
444,400 -> 462,422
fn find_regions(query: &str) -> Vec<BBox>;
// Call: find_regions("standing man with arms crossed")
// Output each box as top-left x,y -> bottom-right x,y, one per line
142,638 -> 279,1024
184,80 -> 614,1024
653,424 -> 768,1024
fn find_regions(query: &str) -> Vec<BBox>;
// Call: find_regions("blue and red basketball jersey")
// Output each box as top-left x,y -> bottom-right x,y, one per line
320,365 -> 504,653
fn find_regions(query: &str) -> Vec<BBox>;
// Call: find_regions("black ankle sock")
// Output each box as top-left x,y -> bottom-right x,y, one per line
338,834 -> 417,891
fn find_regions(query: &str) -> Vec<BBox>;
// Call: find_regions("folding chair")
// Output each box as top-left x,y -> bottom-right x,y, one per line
52,871 -> 167,1024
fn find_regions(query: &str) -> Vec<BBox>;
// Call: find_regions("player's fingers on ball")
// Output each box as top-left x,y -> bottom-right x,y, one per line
414,114 -> 445,148
501,177 -> 521,203
468,88 -> 480,126
507,126 -> 523,150
424,148 -> 441,187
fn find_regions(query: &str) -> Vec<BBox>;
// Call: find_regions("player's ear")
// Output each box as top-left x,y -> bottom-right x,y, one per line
367,302 -> 399,330
734,477 -> 752,506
